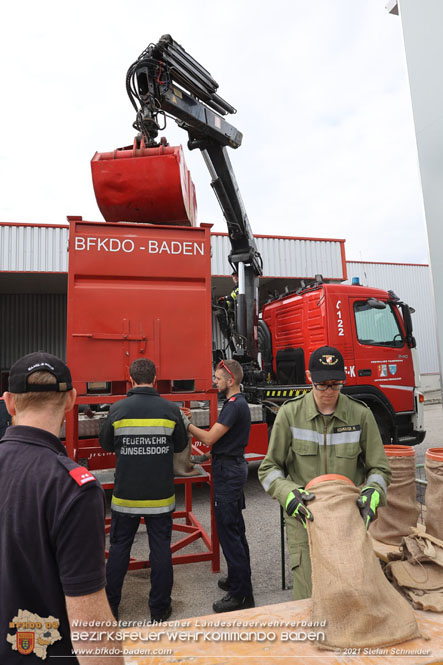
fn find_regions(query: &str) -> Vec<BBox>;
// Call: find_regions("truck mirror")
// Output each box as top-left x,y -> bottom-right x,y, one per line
366,298 -> 386,310
401,303 -> 416,348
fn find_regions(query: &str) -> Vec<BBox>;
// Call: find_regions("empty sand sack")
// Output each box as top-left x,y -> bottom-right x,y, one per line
386,560 -> 443,612
370,445 -> 419,546
307,474 -> 420,649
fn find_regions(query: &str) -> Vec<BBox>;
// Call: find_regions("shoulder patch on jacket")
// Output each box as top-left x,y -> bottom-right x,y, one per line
56,454 -> 97,486
228,396 -> 237,402
282,393 -> 306,406
347,395 -> 370,408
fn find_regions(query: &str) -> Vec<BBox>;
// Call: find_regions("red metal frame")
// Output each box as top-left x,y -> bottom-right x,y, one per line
103,466 -> 219,572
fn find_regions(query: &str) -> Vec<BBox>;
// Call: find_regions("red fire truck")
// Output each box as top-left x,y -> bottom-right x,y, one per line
255,281 -> 425,446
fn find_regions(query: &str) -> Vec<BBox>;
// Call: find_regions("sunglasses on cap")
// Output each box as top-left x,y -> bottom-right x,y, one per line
217,360 -> 235,380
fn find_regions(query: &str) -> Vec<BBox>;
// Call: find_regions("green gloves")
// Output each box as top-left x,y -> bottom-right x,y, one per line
285,488 -> 315,528
357,486 -> 380,529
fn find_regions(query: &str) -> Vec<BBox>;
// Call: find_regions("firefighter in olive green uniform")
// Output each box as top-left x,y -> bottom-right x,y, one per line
258,346 -> 391,600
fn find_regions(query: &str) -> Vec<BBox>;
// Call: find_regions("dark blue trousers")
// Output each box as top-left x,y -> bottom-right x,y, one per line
212,458 -> 253,598
106,511 -> 173,615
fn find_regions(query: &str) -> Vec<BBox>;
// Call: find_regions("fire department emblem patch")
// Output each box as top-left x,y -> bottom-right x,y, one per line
319,354 -> 338,366
17,632 -> 35,655
389,364 -> 397,376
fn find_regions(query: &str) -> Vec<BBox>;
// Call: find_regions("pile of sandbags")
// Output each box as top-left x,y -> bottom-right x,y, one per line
386,524 -> 443,612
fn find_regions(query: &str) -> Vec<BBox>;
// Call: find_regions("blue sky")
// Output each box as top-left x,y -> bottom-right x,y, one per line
0,0 -> 429,264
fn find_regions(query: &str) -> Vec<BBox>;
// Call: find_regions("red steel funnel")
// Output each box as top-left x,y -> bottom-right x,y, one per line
91,141 -> 197,225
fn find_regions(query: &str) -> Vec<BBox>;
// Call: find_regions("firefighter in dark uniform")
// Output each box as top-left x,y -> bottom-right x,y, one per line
220,271 -> 239,312
0,352 -> 120,665
99,358 -> 187,622
215,271 -> 239,344
186,358 -> 254,613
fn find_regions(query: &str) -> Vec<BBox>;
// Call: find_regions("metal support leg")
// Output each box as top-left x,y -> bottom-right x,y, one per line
280,505 -> 286,590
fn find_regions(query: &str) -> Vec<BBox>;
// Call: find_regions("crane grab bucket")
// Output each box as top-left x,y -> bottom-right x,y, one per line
91,142 -> 197,226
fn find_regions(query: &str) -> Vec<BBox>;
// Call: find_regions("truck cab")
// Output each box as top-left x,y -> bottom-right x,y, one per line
260,282 -> 425,445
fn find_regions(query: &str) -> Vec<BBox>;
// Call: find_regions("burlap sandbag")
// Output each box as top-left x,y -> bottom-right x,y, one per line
425,450 -> 443,540
387,560 -> 443,590
385,557 -> 443,612
395,525 -> 443,568
370,447 -> 419,545
173,438 -> 203,477
307,476 -> 420,649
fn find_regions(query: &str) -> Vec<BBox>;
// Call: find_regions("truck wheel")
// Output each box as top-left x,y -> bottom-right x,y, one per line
373,411 -> 392,444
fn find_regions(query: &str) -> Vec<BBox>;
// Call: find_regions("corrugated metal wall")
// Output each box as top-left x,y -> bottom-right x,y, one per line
212,310 -> 234,359
346,261 -> 438,374
0,225 -> 68,272
0,294 -> 67,369
0,225 -> 345,280
211,234 -> 345,280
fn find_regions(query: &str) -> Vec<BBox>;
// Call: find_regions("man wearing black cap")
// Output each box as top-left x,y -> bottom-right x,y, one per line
0,351 -> 122,664
258,345 -> 391,600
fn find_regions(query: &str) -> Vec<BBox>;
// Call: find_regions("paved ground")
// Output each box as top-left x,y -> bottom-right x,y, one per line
107,399 -> 443,623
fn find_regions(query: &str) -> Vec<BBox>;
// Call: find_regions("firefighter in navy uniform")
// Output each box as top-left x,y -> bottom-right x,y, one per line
186,359 -> 254,613
258,346 -> 391,600
0,352 -> 121,665
99,358 -> 187,622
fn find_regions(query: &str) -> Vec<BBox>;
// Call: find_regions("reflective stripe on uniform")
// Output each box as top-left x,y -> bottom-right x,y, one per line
366,473 -> 388,495
111,501 -> 176,515
113,418 -> 176,437
290,427 -> 361,446
261,469 -> 285,491
111,494 -> 175,508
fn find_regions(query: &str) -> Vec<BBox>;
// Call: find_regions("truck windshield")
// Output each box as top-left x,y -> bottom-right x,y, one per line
353,301 -> 403,348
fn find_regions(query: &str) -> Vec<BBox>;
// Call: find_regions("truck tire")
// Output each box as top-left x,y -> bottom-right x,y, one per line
373,410 -> 392,445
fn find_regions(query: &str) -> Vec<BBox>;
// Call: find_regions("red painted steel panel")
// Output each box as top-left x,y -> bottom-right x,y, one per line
262,284 -> 415,413
245,422 -> 269,458
66,218 -> 212,393
91,144 -> 197,226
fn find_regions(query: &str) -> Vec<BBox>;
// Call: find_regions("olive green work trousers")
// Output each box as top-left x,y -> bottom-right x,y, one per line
286,517 -> 312,600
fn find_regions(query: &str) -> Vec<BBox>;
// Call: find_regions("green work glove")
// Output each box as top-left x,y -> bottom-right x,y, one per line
285,488 -> 315,528
357,486 -> 380,529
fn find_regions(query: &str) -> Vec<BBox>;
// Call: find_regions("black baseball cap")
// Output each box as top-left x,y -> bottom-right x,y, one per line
308,346 -> 346,383
8,352 -> 73,393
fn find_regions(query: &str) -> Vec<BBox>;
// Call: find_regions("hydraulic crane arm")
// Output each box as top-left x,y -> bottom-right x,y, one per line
127,34 -> 263,363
